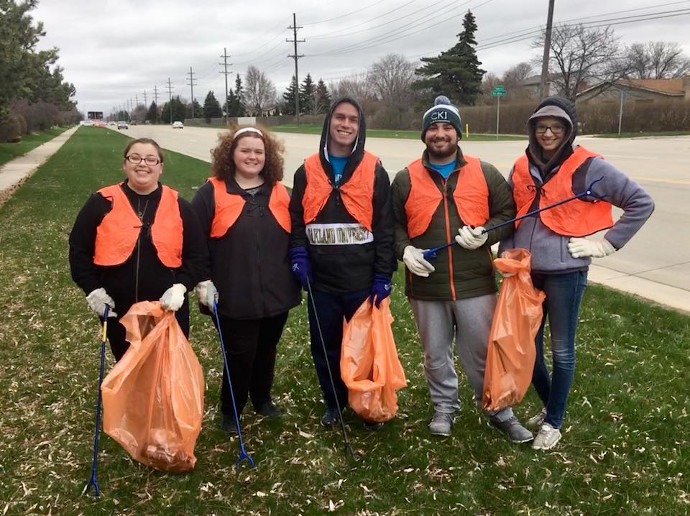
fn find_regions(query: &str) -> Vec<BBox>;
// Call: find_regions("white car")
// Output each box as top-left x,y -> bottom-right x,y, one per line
172,121 -> 184,129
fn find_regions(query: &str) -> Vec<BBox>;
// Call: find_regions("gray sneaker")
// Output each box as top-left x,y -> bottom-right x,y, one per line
429,412 -> 455,436
489,416 -> 534,443
525,408 -> 547,431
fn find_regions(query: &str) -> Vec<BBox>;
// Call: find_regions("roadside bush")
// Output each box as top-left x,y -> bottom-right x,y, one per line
0,115 -> 23,143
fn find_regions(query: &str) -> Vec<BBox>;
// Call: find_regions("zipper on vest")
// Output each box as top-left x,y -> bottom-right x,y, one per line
442,180 -> 457,301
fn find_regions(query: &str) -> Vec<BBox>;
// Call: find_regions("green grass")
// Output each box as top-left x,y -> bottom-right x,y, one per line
0,127 -> 688,514
594,131 -> 690,138
271,123 -> 526,141
0,127 -> 69,167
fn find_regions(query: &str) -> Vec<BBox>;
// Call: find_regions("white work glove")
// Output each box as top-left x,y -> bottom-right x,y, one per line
568,237 -> 616,258
402,246 -> 436,277
159,283 -> 187,311
86,288 -> 117,318
194,280 -> 219,308
455,226 -> 488,250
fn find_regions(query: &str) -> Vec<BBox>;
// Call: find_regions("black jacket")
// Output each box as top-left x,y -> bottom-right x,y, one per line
191,178 -> 301,320
69,182 -> 208,312
289,96 -> 396,294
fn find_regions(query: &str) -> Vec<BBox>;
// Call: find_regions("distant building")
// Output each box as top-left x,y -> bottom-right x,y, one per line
577,76 -> 690,103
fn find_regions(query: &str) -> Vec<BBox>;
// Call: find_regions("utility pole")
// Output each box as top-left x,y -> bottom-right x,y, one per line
219,48 -> 232,127
187,67 -> 197,119
153,85 -> 160,123
287,13 -> 304,126
142,90 -> 148,107
166,78 -> 174,124
538,0 -> 556,99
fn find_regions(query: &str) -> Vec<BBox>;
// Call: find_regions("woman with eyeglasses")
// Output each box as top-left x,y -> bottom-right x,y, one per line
69,138 -> 208,360
499,97 -> 654,451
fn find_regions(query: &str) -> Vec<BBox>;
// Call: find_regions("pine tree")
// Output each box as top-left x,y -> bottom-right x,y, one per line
413,10 -> 486,105
299,74 -> 316,115
146,101 -> 158,123
282,76 -> 298,115
314,79 -> 331,114
202,91 -> 223,122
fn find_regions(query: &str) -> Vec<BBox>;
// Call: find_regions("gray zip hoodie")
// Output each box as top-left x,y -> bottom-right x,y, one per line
499,99 -> 655,273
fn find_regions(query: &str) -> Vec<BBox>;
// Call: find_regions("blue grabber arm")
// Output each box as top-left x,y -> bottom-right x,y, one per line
422,177 -> 606,260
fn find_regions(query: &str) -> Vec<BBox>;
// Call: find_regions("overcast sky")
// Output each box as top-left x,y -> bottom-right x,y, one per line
32,0 -> 690,116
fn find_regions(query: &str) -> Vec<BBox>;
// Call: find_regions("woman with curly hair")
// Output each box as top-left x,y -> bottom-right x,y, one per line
191,126 -> 301,433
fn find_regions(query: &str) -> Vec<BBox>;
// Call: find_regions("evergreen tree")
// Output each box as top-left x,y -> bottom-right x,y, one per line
146,101 -> 158,123
282,76 -> 298,115
314,79 -> 331,114
161,96 -> 186,124
186,100 -> 202,120
299,74 -> 316,115
232,74 -> 245,116
413,10 -> 486,105
202,91 -> 223,122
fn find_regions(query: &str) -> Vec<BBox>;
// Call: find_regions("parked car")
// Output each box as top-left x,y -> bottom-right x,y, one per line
172,121 -> 184,129
117,121 -> 129,130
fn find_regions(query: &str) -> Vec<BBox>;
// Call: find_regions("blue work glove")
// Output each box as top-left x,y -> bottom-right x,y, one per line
289,246 -> 312,289
370,273 -> 392,308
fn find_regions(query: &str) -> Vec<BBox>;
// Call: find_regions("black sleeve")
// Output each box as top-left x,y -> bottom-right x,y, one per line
289,166 -> 308,249
177,198 -> 210,289
372,162 -> 396,277
189,181 -> 215,281
68,193 -> 110,295
482,161 -> 517,246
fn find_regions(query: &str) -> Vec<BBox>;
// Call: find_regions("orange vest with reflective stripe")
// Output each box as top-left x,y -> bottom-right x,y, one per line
94,184 -> 183,267
512,146 -> 613,237
209,177 -> 291,237
302,151 -> 378,232
404,157 -> 489,239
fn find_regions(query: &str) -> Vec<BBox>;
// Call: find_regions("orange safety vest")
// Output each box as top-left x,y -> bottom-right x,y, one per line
302,151 -> 379,232
512,146 -> 613,237
208,177 -> 291,237
404,157 -> 489,239
94,184 -> 183,267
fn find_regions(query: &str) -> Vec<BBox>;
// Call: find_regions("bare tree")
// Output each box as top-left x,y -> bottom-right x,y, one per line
242,66 -> 277,116
366,53 -> 416,108
622,41 -> 690,79
534,24 -> 623,100
328,74 -> 378,113
502,62 -> 533,88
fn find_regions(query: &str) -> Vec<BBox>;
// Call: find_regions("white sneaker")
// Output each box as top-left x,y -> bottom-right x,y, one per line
532,422 -> 562,450
526,408 -> 546,431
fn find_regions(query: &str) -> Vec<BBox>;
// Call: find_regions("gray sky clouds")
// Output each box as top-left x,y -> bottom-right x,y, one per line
33,0 -> 690,115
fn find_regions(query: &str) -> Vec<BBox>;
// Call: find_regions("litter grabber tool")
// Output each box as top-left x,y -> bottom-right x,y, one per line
84,304 -> 109,500
212,301 -> 256,469
423,177 -> 606,260
306,277 -> 356,460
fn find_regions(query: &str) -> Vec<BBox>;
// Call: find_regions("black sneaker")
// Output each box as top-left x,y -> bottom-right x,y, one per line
321,407 -> 342,427
219,414 -> 238,434
255,401 -> 282,419
364,420 -> 384,431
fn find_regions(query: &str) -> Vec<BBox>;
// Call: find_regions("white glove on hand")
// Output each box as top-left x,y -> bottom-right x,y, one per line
402,246 -> 436,277
568,237 -> 616,259
194,280 -> 219,308
159,283 -> 187,311
455,226 -> 488,250
86,288 -> 117,318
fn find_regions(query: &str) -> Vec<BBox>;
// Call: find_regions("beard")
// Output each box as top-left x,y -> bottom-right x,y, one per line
426,139 -> 458,162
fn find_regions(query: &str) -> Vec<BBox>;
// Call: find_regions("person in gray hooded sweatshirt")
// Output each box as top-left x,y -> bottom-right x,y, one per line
500,96 -> 654,450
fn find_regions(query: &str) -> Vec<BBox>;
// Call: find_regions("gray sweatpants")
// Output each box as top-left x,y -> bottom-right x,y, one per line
409,294 -> 514,423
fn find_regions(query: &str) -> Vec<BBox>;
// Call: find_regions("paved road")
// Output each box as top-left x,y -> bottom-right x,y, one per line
2,125 -> 687,313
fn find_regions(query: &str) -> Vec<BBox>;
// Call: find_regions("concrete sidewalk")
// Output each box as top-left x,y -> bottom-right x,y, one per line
0,126 -> 78,195
1,127 -> 688,315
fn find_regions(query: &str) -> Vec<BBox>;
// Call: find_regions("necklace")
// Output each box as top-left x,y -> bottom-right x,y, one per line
137,198 -> 150,222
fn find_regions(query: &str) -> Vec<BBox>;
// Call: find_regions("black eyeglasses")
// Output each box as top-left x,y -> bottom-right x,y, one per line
535,124 -> 565,135
125,155 -> 161,166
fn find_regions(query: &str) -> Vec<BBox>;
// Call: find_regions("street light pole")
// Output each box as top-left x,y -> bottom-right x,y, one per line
538,0 -> 555,99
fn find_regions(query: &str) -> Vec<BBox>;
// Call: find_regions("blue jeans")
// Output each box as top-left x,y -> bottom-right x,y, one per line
531,271 -> 587,429
307,288 -> 370,411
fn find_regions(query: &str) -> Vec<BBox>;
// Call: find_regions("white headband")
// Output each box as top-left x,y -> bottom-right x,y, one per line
234,127 -> 263,138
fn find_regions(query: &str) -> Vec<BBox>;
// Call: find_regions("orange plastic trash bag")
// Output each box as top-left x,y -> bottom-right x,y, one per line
341,298 -> 407,423
101,301 -> 205,472
482,248 -> 545,412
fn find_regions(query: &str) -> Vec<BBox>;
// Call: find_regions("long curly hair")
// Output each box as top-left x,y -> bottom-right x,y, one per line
210,125 -> 284,184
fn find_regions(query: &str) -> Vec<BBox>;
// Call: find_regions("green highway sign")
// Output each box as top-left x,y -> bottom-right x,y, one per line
491,85 -> 506,97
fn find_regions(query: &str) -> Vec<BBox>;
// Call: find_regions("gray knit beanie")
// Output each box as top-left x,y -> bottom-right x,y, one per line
421,95 -> 462,141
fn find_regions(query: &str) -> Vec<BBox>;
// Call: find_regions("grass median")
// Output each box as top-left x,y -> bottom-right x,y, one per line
0,127 -> 688,514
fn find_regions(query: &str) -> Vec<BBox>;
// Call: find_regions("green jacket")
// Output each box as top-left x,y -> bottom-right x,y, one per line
391,148 -> 516,300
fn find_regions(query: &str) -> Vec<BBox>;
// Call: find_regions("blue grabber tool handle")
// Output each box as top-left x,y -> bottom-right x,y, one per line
421,177 -> 606,261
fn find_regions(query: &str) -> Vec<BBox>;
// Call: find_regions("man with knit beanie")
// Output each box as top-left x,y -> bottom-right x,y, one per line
390,95 -> 533,443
